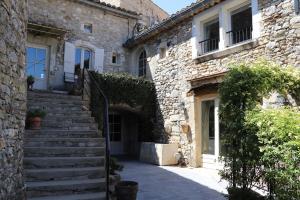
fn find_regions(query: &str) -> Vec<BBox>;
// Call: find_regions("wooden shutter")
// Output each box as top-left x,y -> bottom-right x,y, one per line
94,48 -> 104,73
64,42 -> 76,82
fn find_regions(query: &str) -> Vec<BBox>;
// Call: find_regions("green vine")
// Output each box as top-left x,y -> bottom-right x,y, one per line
219,60 -> 300,199
90,72 -> 157,141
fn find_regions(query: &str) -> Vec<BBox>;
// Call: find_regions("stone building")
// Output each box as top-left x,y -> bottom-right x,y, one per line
125,0 -> 300,167
100,0 -> 169,26
24,0 -> 300,166
0,0 -> 27,199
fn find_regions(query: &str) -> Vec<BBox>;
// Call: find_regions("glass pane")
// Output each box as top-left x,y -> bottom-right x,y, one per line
26,63 -> 35,76
202,100 -> 215,155
35,63 -> 45,79
36,49 -> 46,64
75,48 -> 81,67
84,50 -> 91,69
26,47 -> 36,63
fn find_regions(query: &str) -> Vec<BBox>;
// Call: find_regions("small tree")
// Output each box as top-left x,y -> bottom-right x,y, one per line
219,60 -> 299,198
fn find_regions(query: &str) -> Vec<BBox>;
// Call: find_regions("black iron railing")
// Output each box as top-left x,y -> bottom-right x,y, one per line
82,69 -> 111,200
199,38 -> 219,54
226,26 -> 252,46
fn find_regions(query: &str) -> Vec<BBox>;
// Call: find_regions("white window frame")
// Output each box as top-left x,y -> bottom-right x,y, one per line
192,0 -> 261,58
82,23 -> 93,34
75,47 -> 93,70
110,51 -> 122,66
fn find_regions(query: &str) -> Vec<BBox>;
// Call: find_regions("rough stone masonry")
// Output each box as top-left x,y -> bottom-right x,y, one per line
0,0 -> 27,199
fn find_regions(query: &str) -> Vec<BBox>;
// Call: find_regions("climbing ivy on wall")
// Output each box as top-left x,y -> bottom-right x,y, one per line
90,72 -> 157,142
218,60 -> 300,199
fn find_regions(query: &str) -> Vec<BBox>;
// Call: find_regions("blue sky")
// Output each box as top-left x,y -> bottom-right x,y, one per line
153,0 -> 196,15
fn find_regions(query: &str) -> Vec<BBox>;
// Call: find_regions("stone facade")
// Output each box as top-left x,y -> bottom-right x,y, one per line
28,0 -> 140,90
128,0 -> 300,166
0,0 -> 27,199
100,0 -> 169,26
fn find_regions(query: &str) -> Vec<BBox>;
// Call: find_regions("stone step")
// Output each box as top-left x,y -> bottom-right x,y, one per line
28,192 -> 106,200
24,138 -> 105,147
45,111 -> 92,116
28,106 -> 84,112
25,167 -> 105,182
37,122 -> 98,131
28,92 -> 82,101
26,178 -> 105,198
25,130 -> 101,138
42,117 -> 95,123
24,147 -> 105,157
27,100 -> 83,106
24,157 -> 105,169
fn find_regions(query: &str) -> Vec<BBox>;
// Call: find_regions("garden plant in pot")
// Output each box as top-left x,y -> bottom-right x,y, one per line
27,75 -> 35,90
27,109 -> 46,130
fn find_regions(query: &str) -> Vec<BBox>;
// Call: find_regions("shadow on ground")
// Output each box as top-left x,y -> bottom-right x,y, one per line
119,160 -> 228,200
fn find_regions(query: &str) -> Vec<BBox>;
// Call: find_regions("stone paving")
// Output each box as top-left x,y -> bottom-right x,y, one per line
120,161 -> 228,200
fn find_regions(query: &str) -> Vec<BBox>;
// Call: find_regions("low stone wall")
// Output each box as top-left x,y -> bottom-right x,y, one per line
0,0 -> 27,199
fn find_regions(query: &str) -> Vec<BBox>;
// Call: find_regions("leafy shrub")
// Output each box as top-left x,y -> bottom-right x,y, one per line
27,109 -> 46,119
227,187 -> 265,200
90,72 -> 157,142
110,157 -> 124,175
219,60 -> 299,199
246,108 -> 300,200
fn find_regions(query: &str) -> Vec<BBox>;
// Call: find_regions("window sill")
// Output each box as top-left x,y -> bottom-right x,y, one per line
195,39 -> 258,63
109,63 -> 122,67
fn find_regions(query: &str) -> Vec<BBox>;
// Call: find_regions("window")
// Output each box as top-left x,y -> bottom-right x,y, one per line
200,19 -> 219,54
159,47 -> 167,59
295,0 -> 300,14
83,24 -> 92,33
111,52 -> 121,65
109,114 -> 122,142
227,5 -> 252,45
75,47 -> 92,76
138,50 -> 147,77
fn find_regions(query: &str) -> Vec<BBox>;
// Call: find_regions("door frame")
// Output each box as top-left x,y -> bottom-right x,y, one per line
26,43 -> 50,90
194,92 -> 222,167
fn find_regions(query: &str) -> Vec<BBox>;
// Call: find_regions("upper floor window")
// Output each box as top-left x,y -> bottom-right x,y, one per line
200,19 -> 220,54
227,5 -> 252,46
138,50 -> 147,77
83,24 -> 93,33
159,47 -> 167,59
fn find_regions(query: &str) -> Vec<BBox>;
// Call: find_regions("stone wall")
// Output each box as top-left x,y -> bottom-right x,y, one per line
0,0 -> 27,199
28,0 -> 139,89
131,0 -> 300,165
100,0 -> 169,26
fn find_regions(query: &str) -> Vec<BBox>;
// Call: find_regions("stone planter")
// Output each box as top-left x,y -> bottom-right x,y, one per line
140,142 -> 178,166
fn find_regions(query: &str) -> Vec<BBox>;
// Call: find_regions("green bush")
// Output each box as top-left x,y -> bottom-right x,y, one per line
27,109 -> 46,119
219,60 -> 299,199
90,72 -> 157,141
246,108 -> 300,200
227,187 -> 265,200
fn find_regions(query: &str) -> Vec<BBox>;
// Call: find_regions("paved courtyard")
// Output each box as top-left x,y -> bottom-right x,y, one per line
120,161 -> 228,200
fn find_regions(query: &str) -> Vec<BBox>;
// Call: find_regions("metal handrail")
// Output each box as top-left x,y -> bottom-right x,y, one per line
82,69 -> 111,200
199,38 -> 219,54
226,26 -> 252,46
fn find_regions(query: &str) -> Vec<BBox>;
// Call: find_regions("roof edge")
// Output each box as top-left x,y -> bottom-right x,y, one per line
76,0 -> 140,19
124,0 -> 224,48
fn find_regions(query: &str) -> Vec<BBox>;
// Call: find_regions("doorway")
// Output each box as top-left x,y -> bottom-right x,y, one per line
26,45 -> 48,90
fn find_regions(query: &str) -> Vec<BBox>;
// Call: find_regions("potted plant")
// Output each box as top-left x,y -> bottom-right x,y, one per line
27,109 -> 46,130
27,75 -> 35,90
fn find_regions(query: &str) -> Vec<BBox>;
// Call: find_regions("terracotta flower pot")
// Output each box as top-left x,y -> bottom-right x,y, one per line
29,117 -> 42,130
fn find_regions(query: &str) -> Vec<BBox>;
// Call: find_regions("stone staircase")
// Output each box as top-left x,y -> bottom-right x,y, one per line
24,91 -> 106,200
